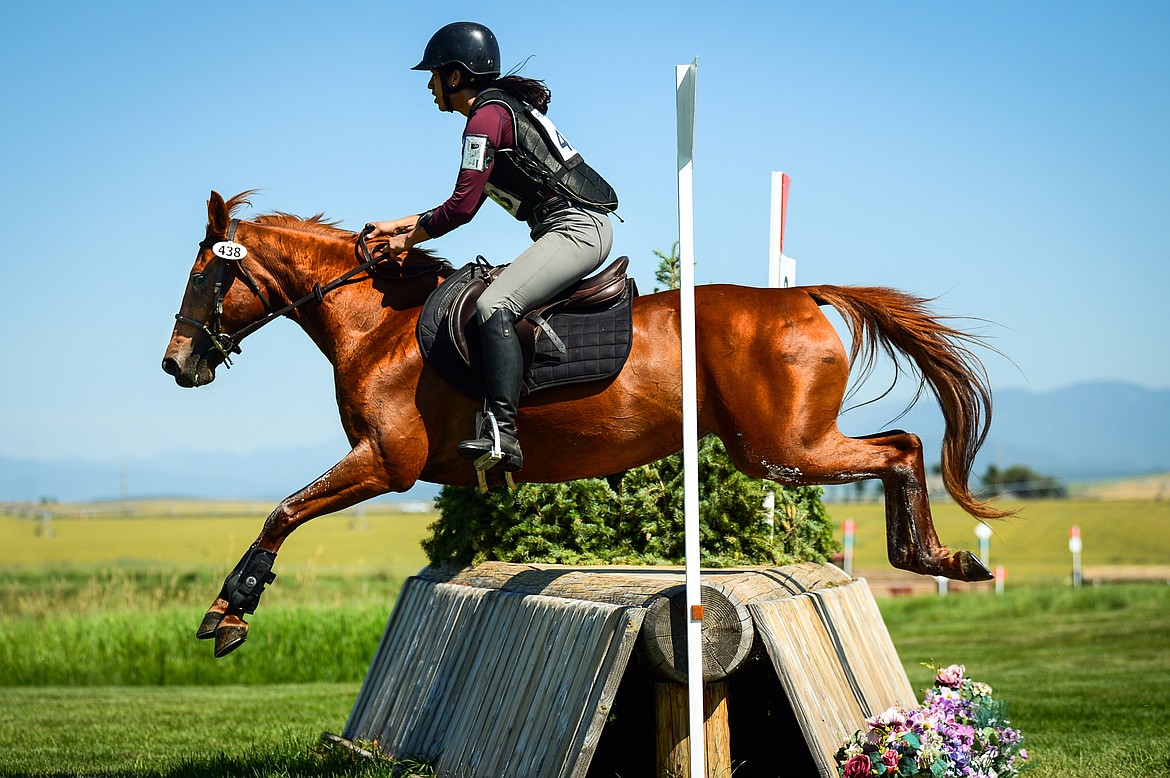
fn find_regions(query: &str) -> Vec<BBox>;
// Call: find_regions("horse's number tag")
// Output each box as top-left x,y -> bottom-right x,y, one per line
212,241 -> 248,260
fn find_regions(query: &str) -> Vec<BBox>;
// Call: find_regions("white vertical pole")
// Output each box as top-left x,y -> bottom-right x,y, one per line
768,171 -> 796,288
1069,525 -> 1083,588
975,522 -> 993,568
675,57 -> 704,778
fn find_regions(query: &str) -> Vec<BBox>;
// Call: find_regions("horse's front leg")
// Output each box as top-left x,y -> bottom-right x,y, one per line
197,440 -> 404,657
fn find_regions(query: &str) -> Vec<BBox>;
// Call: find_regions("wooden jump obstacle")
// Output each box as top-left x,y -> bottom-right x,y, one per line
334,562 -> 915,778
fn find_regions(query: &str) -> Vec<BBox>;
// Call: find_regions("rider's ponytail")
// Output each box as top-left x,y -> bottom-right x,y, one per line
487,75 -> 551,113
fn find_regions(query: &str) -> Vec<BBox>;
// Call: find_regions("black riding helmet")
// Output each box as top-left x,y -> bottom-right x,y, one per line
412,21 -> 501,79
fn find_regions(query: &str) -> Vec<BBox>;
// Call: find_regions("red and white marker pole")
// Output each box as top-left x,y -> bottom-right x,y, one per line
995,565 -> 1006,595
842,519 -> 856,577
768,172 -> 795,288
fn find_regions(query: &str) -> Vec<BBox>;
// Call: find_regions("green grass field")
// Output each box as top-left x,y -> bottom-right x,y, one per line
825,498 -> 1170,583
2,498 -> 1169,776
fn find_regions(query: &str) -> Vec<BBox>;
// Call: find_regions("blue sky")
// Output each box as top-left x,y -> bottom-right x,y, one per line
1,1 -> 1167,468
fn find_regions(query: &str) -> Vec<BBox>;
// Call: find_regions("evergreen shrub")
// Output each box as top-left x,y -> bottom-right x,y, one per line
423,436 -> 838,567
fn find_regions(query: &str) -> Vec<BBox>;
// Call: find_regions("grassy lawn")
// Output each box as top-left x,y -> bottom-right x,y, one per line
0,502 -> 434,579
824,498 -> 1170,584
2,499 -> 1168,776
883,585 -> 1170,777
3,584 -> 1166,777
0,684 -> 361,777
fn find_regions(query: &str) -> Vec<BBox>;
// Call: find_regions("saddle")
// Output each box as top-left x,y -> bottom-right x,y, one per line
417,256 -> 637,398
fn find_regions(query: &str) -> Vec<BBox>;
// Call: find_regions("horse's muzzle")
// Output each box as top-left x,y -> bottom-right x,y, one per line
162,340 -> 216,388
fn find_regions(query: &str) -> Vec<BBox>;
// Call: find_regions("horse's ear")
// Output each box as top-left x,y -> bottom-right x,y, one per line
208,190 -> 229,236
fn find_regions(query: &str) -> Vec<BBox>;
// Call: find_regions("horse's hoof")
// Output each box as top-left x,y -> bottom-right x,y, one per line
958,551 -> 993,582
214,622 -> 249,658
196,610 -> 224,640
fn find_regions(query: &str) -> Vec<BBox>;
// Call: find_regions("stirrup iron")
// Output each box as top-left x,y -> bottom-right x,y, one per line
471,411 -> 517,492
472,411 -> 505,473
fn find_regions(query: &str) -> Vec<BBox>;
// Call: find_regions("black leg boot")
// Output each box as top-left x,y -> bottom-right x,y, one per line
457,308 -> 525,471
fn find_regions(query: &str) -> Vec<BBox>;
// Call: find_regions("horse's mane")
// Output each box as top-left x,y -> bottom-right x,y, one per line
256,211 -> 348,237
223,189 -> 447,268
223,190 -> 347,237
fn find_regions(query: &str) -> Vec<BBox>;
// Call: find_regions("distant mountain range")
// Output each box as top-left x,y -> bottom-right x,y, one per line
834,381 -> 1169,483
2,382 -> 1166,503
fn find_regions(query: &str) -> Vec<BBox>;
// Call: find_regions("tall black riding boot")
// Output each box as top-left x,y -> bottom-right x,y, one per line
457,308 -> 525,471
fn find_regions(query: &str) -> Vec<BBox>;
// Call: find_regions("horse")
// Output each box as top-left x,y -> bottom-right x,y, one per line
163,190 -> 1007,657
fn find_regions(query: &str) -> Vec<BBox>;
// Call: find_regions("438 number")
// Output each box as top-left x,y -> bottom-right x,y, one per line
211,241 -> 248,260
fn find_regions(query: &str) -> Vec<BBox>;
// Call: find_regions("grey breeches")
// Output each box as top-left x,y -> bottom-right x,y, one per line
475,206 -> 614,323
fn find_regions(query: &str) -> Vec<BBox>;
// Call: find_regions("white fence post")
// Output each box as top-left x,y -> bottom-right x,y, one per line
675,57 -> 704,778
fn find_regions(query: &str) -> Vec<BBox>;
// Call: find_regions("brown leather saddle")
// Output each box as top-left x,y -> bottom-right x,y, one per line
417,256 -> 637,398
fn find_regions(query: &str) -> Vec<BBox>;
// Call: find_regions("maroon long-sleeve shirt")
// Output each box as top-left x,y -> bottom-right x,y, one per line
423,103 -> 515,238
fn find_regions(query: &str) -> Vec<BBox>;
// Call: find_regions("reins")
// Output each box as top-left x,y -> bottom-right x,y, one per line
175,221 -> 445,368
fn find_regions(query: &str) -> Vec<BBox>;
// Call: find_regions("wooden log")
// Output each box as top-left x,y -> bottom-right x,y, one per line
655,681 -> 732,778
639,581 -> 752,683
417,562 -> 851,682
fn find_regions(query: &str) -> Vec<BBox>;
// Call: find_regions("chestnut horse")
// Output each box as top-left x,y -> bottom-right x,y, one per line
164,191 -> 1005,657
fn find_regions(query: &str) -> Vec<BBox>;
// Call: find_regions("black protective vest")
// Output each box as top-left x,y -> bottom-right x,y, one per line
472,88 -> 618,221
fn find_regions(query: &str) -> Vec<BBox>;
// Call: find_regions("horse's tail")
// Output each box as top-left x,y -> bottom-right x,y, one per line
805,285 -> 1011,520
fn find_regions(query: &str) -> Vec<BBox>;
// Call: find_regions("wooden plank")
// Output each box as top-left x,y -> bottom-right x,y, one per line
430,589 -> 516,772
750,579 -> 914,778
374,582 -> 472,747
481,596 -> 567,776
449,593 -> 563,775
352,581 -> 641,778
420,563 -> 848,684
391,584 -> 486,753
344,576 -> 433,740
511,600 -> 595,777
564,607 -> 646,778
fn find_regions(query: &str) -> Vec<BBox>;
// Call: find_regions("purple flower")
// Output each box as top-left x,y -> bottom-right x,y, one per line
934,664 -> 966,689
843,753 -> 872,778
837,668 -> 1028,778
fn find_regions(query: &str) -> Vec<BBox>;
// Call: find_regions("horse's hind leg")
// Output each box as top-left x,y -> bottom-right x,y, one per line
723,427 -> 990,582
855,430 -> 991,581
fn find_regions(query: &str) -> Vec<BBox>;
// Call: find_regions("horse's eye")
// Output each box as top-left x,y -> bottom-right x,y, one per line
191,273 -> 207,290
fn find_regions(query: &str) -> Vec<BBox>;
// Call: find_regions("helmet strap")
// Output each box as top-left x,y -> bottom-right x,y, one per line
438,65 -> 466,112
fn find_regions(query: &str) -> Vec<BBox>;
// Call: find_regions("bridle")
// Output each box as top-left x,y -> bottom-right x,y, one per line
174,219 -> 449,368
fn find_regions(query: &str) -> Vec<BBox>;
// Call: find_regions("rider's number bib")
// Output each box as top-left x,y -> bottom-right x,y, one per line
527,106 -> 581,165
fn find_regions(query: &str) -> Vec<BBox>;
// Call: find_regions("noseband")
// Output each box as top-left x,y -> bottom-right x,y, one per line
174,221 -> 450,368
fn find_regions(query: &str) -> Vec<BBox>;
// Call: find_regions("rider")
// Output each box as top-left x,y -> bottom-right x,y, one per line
366,21 -> 618,473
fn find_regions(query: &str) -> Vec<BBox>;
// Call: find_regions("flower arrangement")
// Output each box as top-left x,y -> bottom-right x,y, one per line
835,664 -> 1029,778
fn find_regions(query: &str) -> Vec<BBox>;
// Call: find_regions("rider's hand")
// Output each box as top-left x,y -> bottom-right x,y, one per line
381,233 -> 412,257
365,215 -> 423,261
365,216 -> 419,240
